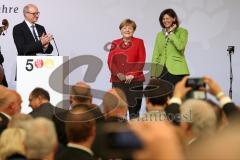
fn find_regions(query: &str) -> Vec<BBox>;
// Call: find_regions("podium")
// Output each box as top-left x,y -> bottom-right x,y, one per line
17,56 -> 68,113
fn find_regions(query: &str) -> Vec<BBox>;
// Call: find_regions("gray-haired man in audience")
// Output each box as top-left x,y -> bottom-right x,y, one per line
23,118 -> 57,160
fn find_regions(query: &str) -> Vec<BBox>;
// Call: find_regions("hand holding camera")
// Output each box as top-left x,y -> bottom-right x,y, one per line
173,76 -> 192,99
172,76 -> 206,100
203,76 -> 225,99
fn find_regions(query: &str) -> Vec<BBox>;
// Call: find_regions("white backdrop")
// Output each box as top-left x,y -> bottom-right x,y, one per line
0,0 -> 240,109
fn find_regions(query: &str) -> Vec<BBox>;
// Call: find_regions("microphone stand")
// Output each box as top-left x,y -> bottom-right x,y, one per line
52,36 -> 60,56
227,46 -> 234,99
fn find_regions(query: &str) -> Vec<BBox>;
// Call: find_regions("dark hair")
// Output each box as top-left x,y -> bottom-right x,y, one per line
66,104 -> 95,142
159,8 -> 179,28
144,79 -> 173,106
31,87 -> 50,101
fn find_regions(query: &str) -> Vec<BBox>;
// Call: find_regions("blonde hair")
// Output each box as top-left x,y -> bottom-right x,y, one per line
8,113 -> 33,128
119,19 -> 137,31
0,128 -> 26,160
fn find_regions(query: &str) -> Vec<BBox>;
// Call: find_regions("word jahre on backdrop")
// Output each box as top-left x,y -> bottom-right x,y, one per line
0,4 -> 19,14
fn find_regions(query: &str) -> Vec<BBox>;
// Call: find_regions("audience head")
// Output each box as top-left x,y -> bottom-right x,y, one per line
103,88 -> 128,119
88,104 -> 105,122
29,87 -> 50,110
23,4 -> 39,24
0,128 -> 26,160
0,86 -> 22,116
206,99 -> 228,131
188,124 -> 240,159
66,105 -> 96,146
22,118 -> 57,160
70,82 -> 92,106
144,79 -> 173,111
8,113 -> 33,128
180,99 -> 217,139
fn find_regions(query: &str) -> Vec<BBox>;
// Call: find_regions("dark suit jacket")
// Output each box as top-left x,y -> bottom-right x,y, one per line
0,112 -> 10,134
29,103 -> 69,145
0,51 -> 8,87
52,109 -> 69,145
13,21 -> 53,56
58,146 -> 94,160
29,102 -> 65,120
0,52 -> 4,64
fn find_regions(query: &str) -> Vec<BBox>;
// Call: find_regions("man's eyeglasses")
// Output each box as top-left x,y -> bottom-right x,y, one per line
26,12 -> 40,16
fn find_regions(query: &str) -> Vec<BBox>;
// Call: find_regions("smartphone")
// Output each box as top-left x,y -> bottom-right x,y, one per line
186,78 -> 205,90
185,78 -> 207,99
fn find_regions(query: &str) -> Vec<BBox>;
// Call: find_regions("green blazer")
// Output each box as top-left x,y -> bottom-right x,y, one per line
151,27 -> 189,77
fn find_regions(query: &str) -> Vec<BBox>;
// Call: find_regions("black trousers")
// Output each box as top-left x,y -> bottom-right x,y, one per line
159,66 -> 187,86
112,81 -> 143,119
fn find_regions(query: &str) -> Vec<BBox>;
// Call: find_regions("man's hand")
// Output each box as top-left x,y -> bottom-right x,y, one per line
173,76 -> 192,99
203,76 -> 223,96
117,73 -> 126,81
40,33 -> 53,47
125,75 -> 134,84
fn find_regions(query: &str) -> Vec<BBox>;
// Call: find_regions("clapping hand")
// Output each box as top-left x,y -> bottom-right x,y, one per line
40,33 -> 53,48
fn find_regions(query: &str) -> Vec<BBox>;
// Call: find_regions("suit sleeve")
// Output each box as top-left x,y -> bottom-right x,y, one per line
222,102 -> 240,123
168,28 -> 188,53
165,103 -> 181,126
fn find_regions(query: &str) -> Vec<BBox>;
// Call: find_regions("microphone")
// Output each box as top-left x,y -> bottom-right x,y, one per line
227,46 -> 234,54
52,35 -> 60,56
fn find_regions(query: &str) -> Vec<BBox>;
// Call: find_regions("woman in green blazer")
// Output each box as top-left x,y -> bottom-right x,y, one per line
151,8 -> 189,85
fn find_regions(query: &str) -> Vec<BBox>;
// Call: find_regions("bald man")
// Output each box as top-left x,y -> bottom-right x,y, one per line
13,4 -> 53,56
0,86 -> 22,134
103,88 -> 128,122
70,82 -> 93,106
